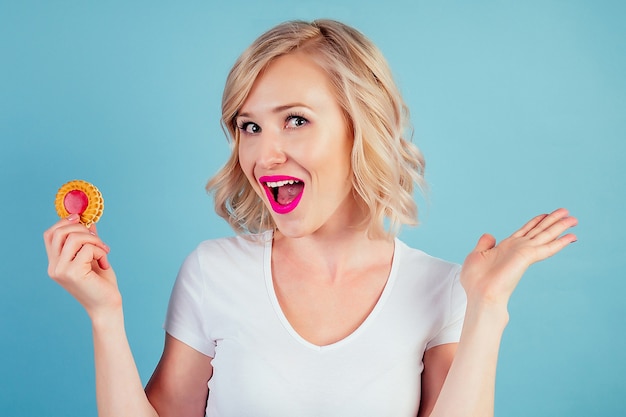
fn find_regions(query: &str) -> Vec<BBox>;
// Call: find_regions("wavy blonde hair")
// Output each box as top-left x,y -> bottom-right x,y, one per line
207,19 -> 426,238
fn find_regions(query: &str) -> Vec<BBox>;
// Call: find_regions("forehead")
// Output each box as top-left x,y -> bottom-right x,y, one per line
239,52 -> 337,115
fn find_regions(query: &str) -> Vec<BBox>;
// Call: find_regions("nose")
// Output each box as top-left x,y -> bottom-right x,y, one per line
256,132 -> 286,169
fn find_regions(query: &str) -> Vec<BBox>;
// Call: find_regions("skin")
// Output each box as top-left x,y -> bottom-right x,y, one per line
236,52 -> 356,241
43,51 -> 578,417
237,52 -> 396,347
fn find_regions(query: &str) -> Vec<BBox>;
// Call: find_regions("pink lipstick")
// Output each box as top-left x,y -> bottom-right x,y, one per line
259,175 -> 305,214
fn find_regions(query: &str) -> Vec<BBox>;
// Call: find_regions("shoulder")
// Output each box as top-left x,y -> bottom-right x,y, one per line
176,231 -> 271,286
392,239 -> 463,307
171,231 -> 270,303
395,239 -> 460,279
195,230 -> 270,252
392,240 -> 467,347
190,231 -> 270,263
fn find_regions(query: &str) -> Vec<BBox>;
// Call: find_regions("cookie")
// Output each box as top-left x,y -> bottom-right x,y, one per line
55,180 -> 104,227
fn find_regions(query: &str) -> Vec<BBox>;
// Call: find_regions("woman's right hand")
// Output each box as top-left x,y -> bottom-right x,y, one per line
43,213 -> 121,320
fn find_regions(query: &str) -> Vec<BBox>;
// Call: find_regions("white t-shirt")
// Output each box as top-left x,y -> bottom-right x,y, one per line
165,231 -> 466,417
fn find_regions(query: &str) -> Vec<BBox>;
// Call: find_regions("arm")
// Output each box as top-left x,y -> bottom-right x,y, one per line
43,215 -> 156,416
417,343 -> 457,417
145,333 -> 213,417
91,306 -> 159,416
428,208 -> 577,417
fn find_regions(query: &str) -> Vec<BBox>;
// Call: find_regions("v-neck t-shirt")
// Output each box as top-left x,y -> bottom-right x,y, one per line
164,231 -> 466,417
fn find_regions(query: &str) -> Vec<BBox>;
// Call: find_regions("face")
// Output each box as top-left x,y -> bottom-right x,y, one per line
236,52 -> 355,238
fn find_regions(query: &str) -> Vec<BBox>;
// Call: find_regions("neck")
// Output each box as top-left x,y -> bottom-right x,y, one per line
273,226 -> 394,281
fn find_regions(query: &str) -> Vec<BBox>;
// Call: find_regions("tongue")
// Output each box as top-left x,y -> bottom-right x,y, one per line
276,183 -> 304,205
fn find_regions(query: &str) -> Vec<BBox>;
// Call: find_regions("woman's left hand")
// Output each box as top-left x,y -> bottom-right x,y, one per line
460,208 -> 577,307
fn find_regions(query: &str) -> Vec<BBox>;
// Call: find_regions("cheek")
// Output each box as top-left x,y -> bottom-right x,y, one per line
237,147 -> 263,196
237,144 -> 253,177
335,134 -> 354,181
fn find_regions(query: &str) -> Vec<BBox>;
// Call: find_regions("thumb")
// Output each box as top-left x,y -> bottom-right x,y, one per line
474,233 -> 496,253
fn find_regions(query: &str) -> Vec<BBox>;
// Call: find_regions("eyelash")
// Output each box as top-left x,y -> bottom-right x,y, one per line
285,113 -> 308,128
236,113 -> 309,134
236,121 -> 259,134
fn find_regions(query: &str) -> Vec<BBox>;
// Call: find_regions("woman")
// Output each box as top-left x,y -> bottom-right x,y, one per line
43,19 -> 577,417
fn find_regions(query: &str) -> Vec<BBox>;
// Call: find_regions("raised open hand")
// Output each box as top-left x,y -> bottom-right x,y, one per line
460,208 -> 578,307
43,214 -> 121,319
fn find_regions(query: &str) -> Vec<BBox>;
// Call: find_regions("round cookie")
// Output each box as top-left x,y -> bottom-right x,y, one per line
55,180 -> 104,227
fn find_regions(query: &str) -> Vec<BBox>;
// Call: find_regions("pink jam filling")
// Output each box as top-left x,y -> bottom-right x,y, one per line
64,190 -> 89,214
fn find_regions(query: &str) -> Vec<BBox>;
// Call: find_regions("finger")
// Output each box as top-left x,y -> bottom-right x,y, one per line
61,243 -> 109,280
48,223 -> 94,261
54,231 -> 110,273
512,213 -> 548,238
531,215 -> 578,245
46,224 -> 95,276
87,223 -> 111,252
532,232 -> 577,261
73,243 -> 107,269
526,208 -> 570,239
51,233 -> 89,276
43,214 -> 82,253
96,252 -> 111,270
473,233 -> 497,253
65,226 -> 111,253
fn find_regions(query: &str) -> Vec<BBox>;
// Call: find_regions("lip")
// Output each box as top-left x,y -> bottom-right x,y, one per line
258,175 -> 305,214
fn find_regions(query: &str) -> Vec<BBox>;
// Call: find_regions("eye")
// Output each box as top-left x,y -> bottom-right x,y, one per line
285,114 -> 308,129
237,121 -> 261,134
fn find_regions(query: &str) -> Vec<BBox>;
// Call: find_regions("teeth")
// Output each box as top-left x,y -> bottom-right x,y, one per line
265,179 -> 300,188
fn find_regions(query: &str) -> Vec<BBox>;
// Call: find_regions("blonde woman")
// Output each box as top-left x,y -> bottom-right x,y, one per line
44,19 -> 577,417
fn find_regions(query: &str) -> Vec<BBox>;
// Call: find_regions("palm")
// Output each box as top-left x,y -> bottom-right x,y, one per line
460,209 -> 577,305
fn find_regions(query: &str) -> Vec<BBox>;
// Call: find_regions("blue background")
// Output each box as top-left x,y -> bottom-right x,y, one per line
1,0 -> 624,415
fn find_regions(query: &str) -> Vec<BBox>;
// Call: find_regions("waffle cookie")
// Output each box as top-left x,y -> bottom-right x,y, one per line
55,180 -> 104,227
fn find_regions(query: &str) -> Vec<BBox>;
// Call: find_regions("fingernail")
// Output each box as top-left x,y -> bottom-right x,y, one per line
67,213 -> 79,221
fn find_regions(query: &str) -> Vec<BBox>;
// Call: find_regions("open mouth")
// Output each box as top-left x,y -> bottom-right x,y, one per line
259,175 -> 304,214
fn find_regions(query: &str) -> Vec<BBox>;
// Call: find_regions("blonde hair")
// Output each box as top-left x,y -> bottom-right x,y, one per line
207,19 -> 426,238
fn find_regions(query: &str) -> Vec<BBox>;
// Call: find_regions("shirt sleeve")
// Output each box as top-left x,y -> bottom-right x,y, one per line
426,265 -> 467,349
164,248 -> 216,357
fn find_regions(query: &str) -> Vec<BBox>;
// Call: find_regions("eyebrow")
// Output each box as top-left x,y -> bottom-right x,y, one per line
237,103 -> 312,119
